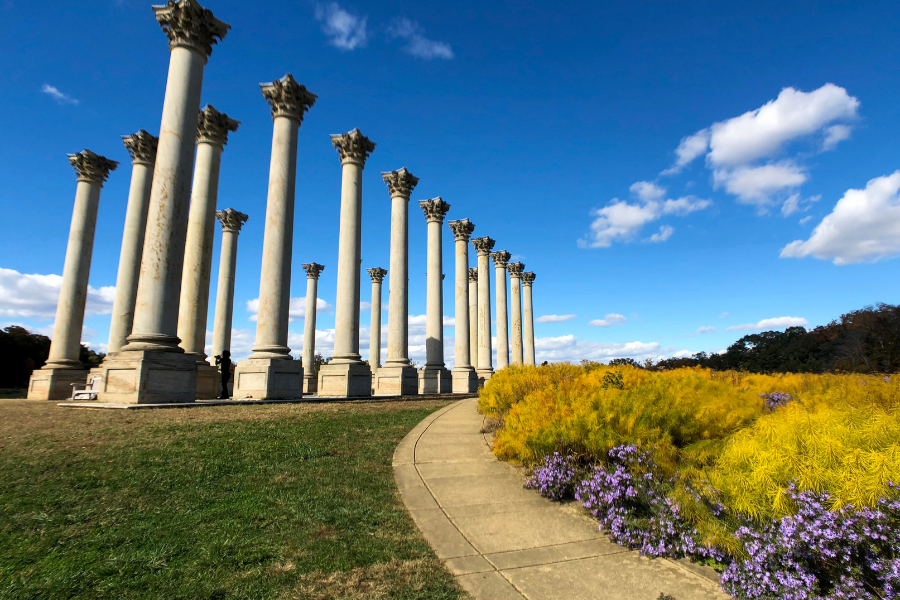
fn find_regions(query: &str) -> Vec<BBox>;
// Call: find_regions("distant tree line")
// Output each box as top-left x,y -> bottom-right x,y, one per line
0,326 -> 105,388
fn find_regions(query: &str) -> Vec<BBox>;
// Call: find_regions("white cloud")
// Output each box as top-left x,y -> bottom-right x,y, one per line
780,171 -> 900,265
0,268 -> 114,320
799,215 -> 813,225
646,225 -> 674,243
536,314 -> 577,323
387,17 -> 453,60
697,326 -> 716,334
725,316 -> 809,332
588,313 -> 627,328
41,84 -> 79,105
713,162 -> 808,207
719,312 -> 729,319
780,193 -> 820,217
246,296 -> 333,322
630,181 -> 666,202
671,350 -> 694,358
662,196 -> 712,215
314,2 -> 368,50
579,195 -> 711,248
360,301 -> 371,311
535,335 -> 666,363
661,128 -> 710,175
822,124 -> 852,151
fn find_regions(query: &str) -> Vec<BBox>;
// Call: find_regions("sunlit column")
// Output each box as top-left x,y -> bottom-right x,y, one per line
471,236 -> 495,383
491,250 -> 511,369
507,262 -> 525,366
522,271 -> 536,366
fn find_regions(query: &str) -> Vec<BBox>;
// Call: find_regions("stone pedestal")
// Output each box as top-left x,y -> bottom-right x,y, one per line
419,367 -> 452,394
232,358 -> 302,399
196,363 -> 219,399
96,350 -> 198,404
317,362 -> 372,397
27,368 -> 89,401
372,366 -> 419,396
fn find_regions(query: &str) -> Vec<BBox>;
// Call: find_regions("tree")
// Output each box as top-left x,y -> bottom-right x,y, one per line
0,326 -> 106,388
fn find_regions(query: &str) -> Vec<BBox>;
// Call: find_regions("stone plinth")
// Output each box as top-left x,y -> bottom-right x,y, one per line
372,367 -> 418,396
418,368 -> 452,395
232,358 -> 302,399
96,350 -> 198,404
27,368 -> 89,401
317,362 -> 372,397
196,363 -> 219,399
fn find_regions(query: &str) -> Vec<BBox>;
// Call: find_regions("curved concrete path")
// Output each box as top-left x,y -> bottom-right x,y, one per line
393,398 -> 730,600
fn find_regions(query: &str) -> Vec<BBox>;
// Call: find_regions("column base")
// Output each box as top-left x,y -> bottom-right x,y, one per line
27,368 -> 89,400
476,368 -> 494,387
302,372 -> 317,395
372,365 -> 419,396
451,367 -> 479,394
419,367 -> 452,395
96,350 -> 198,404
233,358 -> 303,400
196,363 -> 220,400
317,362 -> 372,397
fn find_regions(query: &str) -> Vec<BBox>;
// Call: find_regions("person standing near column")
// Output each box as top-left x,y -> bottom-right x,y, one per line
522,272 -> 537,366
449,219 -> 478,393
317,129 -> 376,397
210,208 -> 248,397
107,131 -> 157,355
471,237 -> 495,384
178,105 -> 239,398
468,268 -> 478,368
367,267 -> 387,373
507,262 -> 525,366
418,198 -> 451,394
99,0 -> 230,404
491,250 -> 512,370
233,74 -> 317,399
300,262 -> 325,394
28,151 -> 118,400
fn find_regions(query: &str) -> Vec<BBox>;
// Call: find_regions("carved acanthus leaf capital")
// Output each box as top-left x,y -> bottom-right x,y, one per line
448,218 -> 475,241
468,268 -> 479,282
471,236 -> 495,256
382,167 -> 418,198
522,272 -> 536,286
197,105 -> 239,146
419,197 -> 451,223
490,250 -> 512,269
216,208 -> 248,232
68,150 -> 118,185
153,0 -> 230,58
331,128 -> 376,166
122,130 -> 158,165
302,262 -> 325,279
507,262 -> 525,277
260,74 -> 317,122
367,267 -> 387,283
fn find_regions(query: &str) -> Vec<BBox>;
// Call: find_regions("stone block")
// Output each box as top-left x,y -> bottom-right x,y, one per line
195,363 -> 219,399
302,372 -> 317,395
317,362 -> 372,397
372,365 -> 418,396
452,367 -> 479,394
96,350 -> 198,404
233,358 -> 303,399
27,368 -> 89,400
419,367 -> 452,394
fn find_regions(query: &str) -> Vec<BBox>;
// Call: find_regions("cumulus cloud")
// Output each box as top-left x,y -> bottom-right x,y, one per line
822,124 -> 852,151
246,296 -> 333,322
781,171 -> 900,264
588,313 -> 627,327
0,268 -> 114,320
41,84 -> 79,105
579,192 -> 711,248
712,162 -> 808,207
387,17 -> 453,59
697,326 -> 716,334
799,215 -> 814,225
630,181 -> 666,202
661,129 -> 710,175
725,316 -> 809,332
536,314 -> 577,323
314,2 -> 368,50
535,335 -> 668,363
646,225 -> 674,243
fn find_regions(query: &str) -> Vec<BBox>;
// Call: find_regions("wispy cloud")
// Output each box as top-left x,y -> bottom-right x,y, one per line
588,313 -> 627,328
41,84 -> 78,105
314,2 -> 367,50
246,296 -> 333,322
697,326 -> 716,334
0,267 -> 112,320
725,316 -> 809,332
387,17 -> 453,60
535,314 -> 576,323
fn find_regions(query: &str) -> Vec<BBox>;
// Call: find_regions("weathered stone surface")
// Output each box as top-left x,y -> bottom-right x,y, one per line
301,263 -> 324,394
471,237 -> 495,383
96,350 -> 198,404
507,262 -> 525,366
210,209 -> 248,362
367,267 -> 387,372
522,272 -> 536,366
232,357 -> 302,399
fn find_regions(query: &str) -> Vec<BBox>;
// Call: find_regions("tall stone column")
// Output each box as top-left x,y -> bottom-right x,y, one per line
372,168 -> 419,396
418,198 -> 452,394
100,0 -> 229,404
300,262 -> 325,394
210,208 -> 247,397
522,272 -> 536,366
367,268 -> 387,373
28,151 -> 118,400
449,219 -> 478,393
471,237 -> 495,384
468,268 -> 478,368
233,74 -> 316,400
318,129 -> 376,397
491,250 -> 512,370
178,105 -> 239,399
507,262 -> 525,366
107,131 -> 157,355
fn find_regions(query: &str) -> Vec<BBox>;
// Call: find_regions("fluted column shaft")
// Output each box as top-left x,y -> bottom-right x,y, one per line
468,270 -> 478,367
386,192 -> 411,366
425,217 -> 445,368
367,268 -> 386,370
492,251 -> 511,369
332,161 -> 364,362
453,237 -> 472,368
523,273 -> 536,365
303,276 -> 318,367
211,209 -> 247,358
478,254 -> 492,371
510,273 -> 523,365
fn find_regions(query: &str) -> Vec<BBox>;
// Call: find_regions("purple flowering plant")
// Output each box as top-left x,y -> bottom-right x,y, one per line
759,391 -> 795,411
525,451 -> 579,501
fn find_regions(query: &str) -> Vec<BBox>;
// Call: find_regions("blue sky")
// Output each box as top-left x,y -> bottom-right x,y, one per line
1,0 -> 899,366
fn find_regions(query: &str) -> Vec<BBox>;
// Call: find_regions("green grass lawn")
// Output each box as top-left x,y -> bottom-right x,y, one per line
0,398 -> 469,600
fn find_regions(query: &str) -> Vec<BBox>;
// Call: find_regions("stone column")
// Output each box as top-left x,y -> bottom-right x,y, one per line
372,168 -> 419,396
471,237 -> 495,384
367,267 -> 387,372
522,272 -> 536,366
28,151 -> 118,400
107,131 -> 157,355
317,129 -> 376,397
507,262 -> 525,366
233,74 -> 317,400
491,250 -> 512,370
210,208 -> 247,397
300,262 -> 325,394
448,219 -> 478,393
468,268 -> 478,368
418,198 -> 452,394
100,0 -> 229,404
178,105 -> 239,398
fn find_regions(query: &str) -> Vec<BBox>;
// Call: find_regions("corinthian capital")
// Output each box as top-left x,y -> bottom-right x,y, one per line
260,74 -> 318,122
302,262 -> 325,280
367,267 -> 387,283
382,167 -> 419,198
197,105 -> 240,146
419,197 -> 451,223
122,130 -> 158,166
216,208 -> 248,232
471,236 -> 495,256
153,0 -> 230,58
522,272 -> 536,286
468,268 -> 479,282
507,262 -> 525,277
490,250 -> 512,268
448,218 -> 475,242
330,128 -> 376,166
68,150 -> 118,185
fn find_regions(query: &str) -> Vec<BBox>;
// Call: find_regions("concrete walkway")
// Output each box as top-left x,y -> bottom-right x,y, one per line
393,398 -> 730,600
